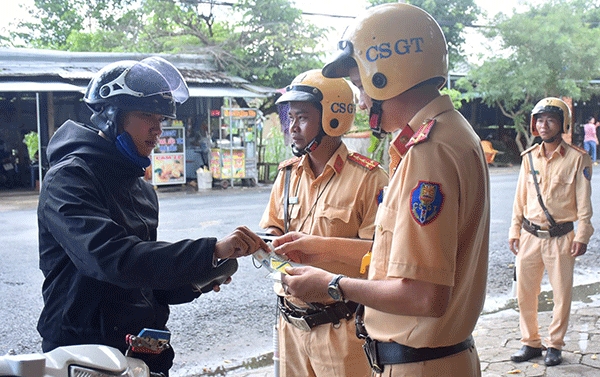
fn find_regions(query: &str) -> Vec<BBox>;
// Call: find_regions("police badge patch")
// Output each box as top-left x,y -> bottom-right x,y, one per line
410,181 -> 444,225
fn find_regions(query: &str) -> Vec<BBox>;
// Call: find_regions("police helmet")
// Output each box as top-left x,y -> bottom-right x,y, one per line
530,97 -> 571,136
84,56 -> 189,140
322,3 -> 448,101
276,69 -> 355,137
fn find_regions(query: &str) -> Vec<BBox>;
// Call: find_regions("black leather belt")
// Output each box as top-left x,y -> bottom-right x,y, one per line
363,335 -> 475,373
523,218 -> 573,239
277,296 -> 358,331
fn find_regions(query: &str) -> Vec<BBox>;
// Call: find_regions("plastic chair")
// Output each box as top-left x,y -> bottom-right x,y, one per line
481,140 -> 499,165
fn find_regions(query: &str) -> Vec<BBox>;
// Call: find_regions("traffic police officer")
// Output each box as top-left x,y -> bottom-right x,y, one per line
277,4 -> 490,376
260,69 -> 388,377
508,97 -> 593,366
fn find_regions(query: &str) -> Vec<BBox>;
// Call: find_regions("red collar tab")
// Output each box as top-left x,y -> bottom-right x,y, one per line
392,125 -> 417,156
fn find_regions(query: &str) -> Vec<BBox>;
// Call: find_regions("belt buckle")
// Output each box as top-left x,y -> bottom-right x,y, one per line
536,229 -> 551,239
363,338 -> 384,374
286,314 -> 312,332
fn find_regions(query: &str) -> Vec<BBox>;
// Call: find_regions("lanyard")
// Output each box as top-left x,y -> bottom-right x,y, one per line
527,152 -> 557,227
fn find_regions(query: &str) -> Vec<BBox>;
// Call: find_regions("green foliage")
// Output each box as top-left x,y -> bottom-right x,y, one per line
228,0 -> 328,89
14,0 -> 139,49
367,134 -> 391,166
440,87 -> 467,110
459,0 -> 600,151
23,132 -> 39,162
263,126 -> 292,164
352,109 -> 370,132
8,0 -> 327,92
135,0 -> 232,55
367,0 -> 481,70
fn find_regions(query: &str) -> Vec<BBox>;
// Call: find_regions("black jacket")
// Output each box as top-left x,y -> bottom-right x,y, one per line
37,120 -> 216,354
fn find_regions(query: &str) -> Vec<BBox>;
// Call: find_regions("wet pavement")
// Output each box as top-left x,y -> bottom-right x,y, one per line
3,166 -> 600,377
206,296 -> 600,377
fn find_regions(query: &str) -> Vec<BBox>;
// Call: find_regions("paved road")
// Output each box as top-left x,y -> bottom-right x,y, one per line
1,166 -> 599,376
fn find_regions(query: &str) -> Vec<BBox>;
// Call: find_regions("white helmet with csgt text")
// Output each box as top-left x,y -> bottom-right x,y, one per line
322,3 -> 448,101
530,97 -> 571,137
276,69 -> 355,137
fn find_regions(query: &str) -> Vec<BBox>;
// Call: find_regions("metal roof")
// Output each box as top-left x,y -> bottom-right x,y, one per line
188,86 -> 268,98
0,47 -> 276,97
0,81 -> 85,92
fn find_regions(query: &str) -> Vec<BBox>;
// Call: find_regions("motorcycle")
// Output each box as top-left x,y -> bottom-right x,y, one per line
0,150 -> 19,189
0,344 -> 157,377
0,261 -> 240,377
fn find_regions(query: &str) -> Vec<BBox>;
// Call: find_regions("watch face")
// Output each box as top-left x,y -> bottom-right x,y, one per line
328,286 -> 342,301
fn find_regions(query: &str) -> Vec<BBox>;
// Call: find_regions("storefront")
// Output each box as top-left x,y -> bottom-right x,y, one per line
0,48 -> 274,191
209,106 -> 262,188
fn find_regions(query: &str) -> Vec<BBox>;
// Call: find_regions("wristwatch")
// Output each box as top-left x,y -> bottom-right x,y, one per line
327,274 -> 346,302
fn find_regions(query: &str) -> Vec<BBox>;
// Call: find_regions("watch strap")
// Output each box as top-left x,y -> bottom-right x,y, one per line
329,274 -> 346,301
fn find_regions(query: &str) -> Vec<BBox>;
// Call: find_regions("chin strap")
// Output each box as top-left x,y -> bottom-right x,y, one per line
292,129 -> 326,157
116,132 -> 151,169
369,100 -> 388,139
542,133 -> 562,143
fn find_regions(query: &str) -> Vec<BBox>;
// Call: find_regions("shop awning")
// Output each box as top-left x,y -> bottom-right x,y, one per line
0,81 -> 86,93
188,86 -> 269,98
0,82 -> 274,98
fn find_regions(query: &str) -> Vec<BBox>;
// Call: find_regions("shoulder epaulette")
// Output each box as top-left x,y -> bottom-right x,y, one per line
568,143 -> 587,155
520,144 -> 539,157
278,156 -> 301,170
347,152 -> 380,170
406,119 -> 436,148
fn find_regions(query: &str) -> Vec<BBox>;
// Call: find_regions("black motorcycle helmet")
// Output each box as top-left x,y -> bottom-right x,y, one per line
84,56 -> 189,140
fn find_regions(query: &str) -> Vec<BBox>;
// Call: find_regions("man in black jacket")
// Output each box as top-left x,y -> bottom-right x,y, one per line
37,56 -> 268,376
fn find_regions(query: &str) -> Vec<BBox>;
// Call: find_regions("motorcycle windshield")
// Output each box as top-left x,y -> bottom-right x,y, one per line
100,56 -> 189,103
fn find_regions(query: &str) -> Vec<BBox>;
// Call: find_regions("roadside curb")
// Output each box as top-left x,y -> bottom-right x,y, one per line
189,298 -> 600,377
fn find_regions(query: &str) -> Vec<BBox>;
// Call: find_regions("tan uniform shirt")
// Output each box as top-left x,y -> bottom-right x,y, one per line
365,95 -> 490,348
260,142 -> 388,278
509,141 -> 593,244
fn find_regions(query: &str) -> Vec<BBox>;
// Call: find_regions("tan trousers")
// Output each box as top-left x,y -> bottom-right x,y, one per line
278,314 -> 371,377
375,346 -> 481,377
516,231 -> 576,349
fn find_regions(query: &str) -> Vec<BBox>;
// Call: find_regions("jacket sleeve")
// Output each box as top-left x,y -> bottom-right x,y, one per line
39,157 -> 217,291
154,285 -> 202,305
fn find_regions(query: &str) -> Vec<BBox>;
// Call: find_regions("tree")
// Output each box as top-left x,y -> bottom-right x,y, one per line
13,0 -> 139,49
368,0 -> 482,70
7,0 -> 327,92
134,0 -> 237,62
459,0 -> 600,151
228,0 -> 327,89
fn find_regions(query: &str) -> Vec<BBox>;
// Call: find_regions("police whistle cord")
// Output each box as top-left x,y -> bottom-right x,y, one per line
125,334 -> 171,355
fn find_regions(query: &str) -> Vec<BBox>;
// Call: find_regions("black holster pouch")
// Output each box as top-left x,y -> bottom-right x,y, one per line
355,303 -> 384,373
355,303 -> 475,373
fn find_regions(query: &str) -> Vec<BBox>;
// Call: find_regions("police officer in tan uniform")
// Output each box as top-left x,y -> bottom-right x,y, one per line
508,97 -> 593,366
260,69 -> 388,377
276,4 -> 489,376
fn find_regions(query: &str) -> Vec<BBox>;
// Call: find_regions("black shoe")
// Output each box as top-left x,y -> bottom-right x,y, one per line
544,347 -> 562,366
510,345 -> 543,362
